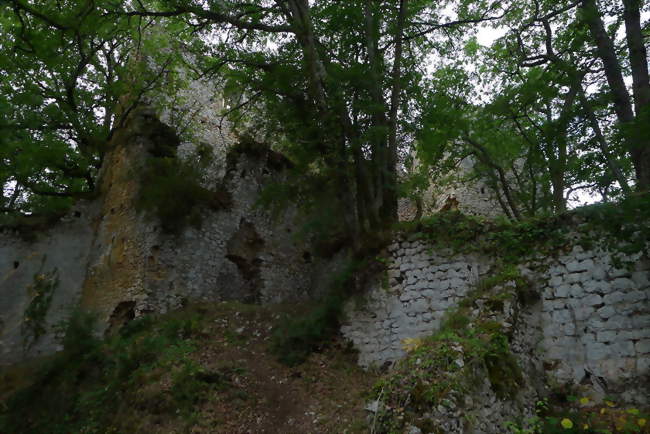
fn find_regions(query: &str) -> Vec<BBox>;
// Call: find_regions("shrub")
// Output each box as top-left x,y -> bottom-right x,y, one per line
271,293 -> 344,366
0,309 -> 207,433
137,155 -> 230,233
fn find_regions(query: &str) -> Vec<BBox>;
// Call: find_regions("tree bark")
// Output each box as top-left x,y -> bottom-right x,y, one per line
581,0 -> 650,189
384,0 -> 408,222
622,0 -> 650,113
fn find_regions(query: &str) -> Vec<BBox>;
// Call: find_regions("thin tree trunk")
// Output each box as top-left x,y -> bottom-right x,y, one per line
578,89 -> 632,193
580,0 -> 634,123
384,0 -> 408,223
465,136 -> 522,220
363,0 -> 389,222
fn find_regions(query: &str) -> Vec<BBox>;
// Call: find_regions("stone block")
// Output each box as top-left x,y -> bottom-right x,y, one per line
596,330 -> 617,343
583,294 -> 603,307
549,275 -> 564,286
637,357 -> 650,373
611,277 -> 635,291
603,291 -> 625,304
585,342 -> 610,361
635,339 -> 650,354
574,306 -> 594,321
410,299 -> 430,313
555,284 -> 571,298
421,289 -> 435,299
631,271 -> 649,287
566,272 -> 586,284
631,315 -> 650,329
552,309 -> 572,323
566,260 -> 584,273
583,280 -> 608,294
549,265 -> 568,277
564,322 -> 576,336
604,315 -> 632,330
611,340 -> 635,357
610,267 -> 631,278
622,290 -> 646,303
597,305 -> 616,319
569,284 -> 584,298
586,317 -> 607,331
448,277 -> 466,290
591,266 -> 607,281
413,280 -> 429,291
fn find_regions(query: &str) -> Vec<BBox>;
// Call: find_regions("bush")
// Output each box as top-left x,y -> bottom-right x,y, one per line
137,155 -> 230,233
271,294 -> 344,366
0,309 -> 207,433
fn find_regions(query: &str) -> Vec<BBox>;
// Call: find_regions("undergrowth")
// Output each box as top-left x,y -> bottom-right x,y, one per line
396,194 -> 650,265
270,258 -> 377,366
370,273 -> 527,433
371,314 -> 523,433
506,396 -> 649,433
0,308 -> 215,433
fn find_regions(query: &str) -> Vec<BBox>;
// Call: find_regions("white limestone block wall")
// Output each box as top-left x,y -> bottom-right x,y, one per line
341,232 -> 650,403
539,246 -> 650,403
341,239 -> 492,367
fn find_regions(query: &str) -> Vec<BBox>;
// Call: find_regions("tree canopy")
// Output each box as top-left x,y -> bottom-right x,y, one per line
1,0 -> 648,241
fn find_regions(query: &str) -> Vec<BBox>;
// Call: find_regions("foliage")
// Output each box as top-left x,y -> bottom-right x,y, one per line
0,308 -> 213,433
398,210 -> 567,264
397,193 -> 650,268
506,397 -> 650,434
270,257 -> 376,366
572,193 -> 650,258
0,0 -> 199,217
21,268 -> 59,351
136,146 -> 231,233
271,293 -> 345,366
371,312 -> 523,433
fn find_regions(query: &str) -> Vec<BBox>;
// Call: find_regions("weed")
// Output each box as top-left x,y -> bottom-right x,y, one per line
21,267 -> 59,351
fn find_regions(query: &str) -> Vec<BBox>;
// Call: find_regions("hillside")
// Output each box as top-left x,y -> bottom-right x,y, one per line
0,302 -> 375,433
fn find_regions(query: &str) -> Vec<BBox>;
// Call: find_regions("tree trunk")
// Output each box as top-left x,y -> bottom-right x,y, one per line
383,0 -> 407,223
622,0 -> 650,113
581,0 -> 650,190
578,89 -> 632,193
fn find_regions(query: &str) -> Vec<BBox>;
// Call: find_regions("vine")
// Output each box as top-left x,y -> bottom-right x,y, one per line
22,267 -> 59,351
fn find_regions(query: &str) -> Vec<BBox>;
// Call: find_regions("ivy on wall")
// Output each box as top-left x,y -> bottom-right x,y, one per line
22,267 -> 59,351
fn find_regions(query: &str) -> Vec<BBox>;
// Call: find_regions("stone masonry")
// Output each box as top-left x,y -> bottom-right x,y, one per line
341,229 -> 650,405
0,109 -> 340,365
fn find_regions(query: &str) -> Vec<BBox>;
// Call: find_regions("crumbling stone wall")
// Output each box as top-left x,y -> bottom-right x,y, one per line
0,109 -> 337,365
341,228 -> 650,406
83,108 -> 330,328
398,155 -> 503,221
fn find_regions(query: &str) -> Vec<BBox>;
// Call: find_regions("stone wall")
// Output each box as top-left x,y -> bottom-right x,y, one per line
341,227 -> 650,405
0,109 -> 340,365
398,155 -> 503,222
0,203 -> 97,364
